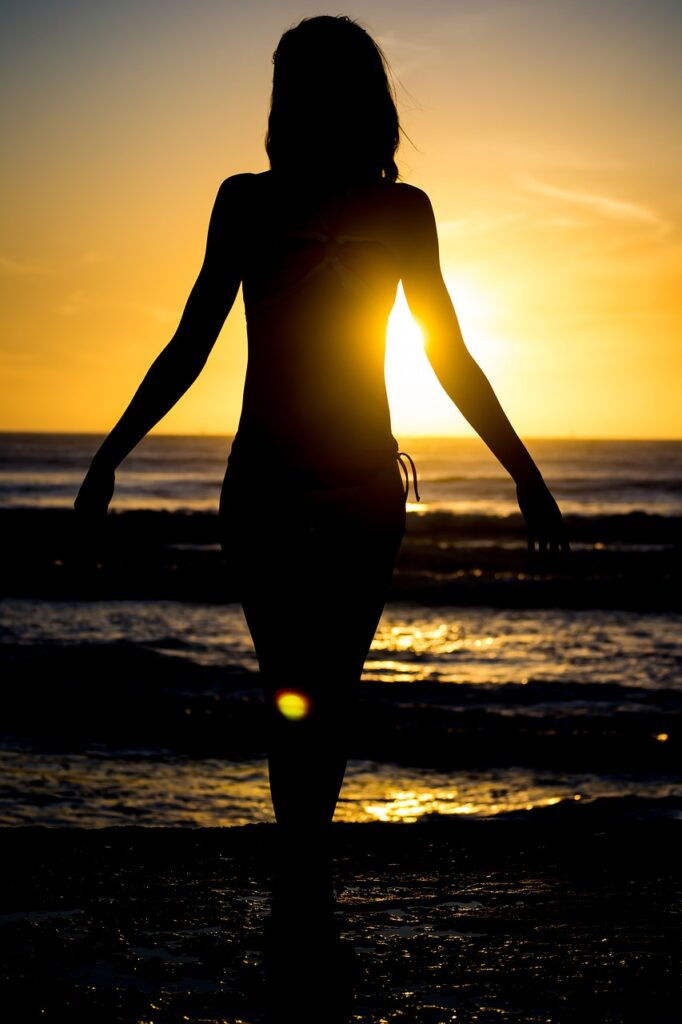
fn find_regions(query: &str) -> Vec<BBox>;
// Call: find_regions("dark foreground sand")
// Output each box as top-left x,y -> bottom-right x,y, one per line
1,806 -> 680,1023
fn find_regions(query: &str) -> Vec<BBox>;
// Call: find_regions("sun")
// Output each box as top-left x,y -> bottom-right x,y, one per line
384,277 -> 497,436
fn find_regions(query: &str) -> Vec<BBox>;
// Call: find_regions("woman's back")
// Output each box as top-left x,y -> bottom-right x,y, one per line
232,171 -> 410,474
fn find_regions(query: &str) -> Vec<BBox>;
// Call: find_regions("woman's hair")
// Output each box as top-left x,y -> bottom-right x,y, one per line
266,15 -> 400,183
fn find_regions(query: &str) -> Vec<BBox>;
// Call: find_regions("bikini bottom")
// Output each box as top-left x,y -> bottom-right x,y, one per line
217,454 -> 408,709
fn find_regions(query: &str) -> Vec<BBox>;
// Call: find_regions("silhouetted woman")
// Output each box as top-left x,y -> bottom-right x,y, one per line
75,14 -> 567,942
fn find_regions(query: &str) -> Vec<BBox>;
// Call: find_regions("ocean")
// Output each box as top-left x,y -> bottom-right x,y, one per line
1,432 -> 680,828
2,432 -> 681,517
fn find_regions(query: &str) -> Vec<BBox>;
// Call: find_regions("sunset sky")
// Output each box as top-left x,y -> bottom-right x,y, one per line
1,0 -> 681,438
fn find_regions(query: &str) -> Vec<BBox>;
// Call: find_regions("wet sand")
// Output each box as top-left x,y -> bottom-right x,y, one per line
1,807 -> 680,1023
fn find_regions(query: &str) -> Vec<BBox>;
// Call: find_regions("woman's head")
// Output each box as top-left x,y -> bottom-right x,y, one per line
266,16 -> 400,184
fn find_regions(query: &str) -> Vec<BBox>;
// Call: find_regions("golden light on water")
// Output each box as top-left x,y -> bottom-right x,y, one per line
274,689 -> 311,721
361,788 -> 568,824
365,620 -> 500,684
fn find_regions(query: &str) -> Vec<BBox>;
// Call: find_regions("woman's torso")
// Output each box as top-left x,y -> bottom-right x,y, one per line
230,171 -> 407,480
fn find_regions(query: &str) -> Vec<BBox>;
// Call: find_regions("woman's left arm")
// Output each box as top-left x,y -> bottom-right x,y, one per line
74,174 -> 247,515
398,184 -> 569,557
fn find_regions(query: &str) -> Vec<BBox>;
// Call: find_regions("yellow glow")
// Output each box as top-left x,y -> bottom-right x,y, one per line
362,788 -> 571,823
2,4 -> 681,438
385,280 -> 501,436
655,733 -> 669,743
274,688 -> 311,721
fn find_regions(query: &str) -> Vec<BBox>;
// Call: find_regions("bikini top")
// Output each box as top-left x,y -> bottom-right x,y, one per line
241,219 -> 397,317
236,208 -> 420,502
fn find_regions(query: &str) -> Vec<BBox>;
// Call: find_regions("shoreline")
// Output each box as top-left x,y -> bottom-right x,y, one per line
2,811 -> 680,1022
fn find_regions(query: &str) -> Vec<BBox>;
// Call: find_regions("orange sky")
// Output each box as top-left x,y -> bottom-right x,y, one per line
1,0 -> 681,438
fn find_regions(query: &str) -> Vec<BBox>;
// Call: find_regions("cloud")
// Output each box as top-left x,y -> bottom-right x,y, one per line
437,211 -> 526,238
0,255 -> 50,277
516,175 -> 669,231
78,250 -> 103,266
56,290 -> 175,324
375,30 -> 437,84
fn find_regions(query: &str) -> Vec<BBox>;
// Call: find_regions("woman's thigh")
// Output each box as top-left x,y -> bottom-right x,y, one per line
219,459 -> 406,704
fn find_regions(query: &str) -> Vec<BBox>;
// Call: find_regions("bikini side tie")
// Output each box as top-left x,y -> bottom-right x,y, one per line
397,450 -> 420,503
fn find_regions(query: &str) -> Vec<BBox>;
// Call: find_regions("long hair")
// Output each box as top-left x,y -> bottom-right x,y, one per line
266,16 -> 400,184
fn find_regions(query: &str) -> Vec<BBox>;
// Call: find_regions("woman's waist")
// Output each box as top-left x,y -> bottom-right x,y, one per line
222,430 -> 420,506
225,429 -> 400,481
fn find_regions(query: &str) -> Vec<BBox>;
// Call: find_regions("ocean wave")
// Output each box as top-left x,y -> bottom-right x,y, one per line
1,507 -> 680,610
1,642 -> 679,772
426,475 -> 682,492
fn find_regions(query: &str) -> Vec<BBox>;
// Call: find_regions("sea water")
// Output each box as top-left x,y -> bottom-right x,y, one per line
2,433 -> 681,517
1,433 -> 680,826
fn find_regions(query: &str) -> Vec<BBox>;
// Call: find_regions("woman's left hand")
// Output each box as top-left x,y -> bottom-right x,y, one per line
516,474 -> 570,557
67,461 -> 116,568
74,460 -> 116,519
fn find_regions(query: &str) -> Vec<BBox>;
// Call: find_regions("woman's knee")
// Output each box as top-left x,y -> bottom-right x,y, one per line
263,677 -> 359,738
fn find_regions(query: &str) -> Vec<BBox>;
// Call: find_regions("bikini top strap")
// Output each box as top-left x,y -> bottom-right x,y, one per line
242,225 -> 394,317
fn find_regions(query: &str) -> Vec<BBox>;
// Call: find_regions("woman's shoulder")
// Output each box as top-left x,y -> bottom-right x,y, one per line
215,171 -> 430,203
360,181 -> 435,247
388,180 -> 434,214
209,172 -> 275,235
216,170 -> 271,199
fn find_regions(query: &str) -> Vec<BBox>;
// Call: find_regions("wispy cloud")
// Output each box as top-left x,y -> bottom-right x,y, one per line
438,211 -> 527,238
375,31 -> 436,62
57,290 -> 175,324
1,250 -> 102,277
516,175 -> 669,232
78,250 -> 103,266
375,30 -> 436,85
0,255 -> 51,277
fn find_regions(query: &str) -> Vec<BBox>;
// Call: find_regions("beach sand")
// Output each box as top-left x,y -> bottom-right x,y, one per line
1,808 -> 680,1023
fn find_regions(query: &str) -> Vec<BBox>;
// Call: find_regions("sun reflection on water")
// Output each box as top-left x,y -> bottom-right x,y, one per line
3,747 -> 678,828
360,785 -> 567,824
365,618 -> 500,684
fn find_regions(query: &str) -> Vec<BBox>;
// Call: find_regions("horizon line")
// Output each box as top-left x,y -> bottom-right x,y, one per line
1,430 -> 681,443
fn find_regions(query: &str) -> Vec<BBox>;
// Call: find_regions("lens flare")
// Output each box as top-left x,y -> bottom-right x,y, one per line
274,688 -> 311,721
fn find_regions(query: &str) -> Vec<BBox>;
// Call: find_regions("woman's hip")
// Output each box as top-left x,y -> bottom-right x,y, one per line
218,455 -> 407,574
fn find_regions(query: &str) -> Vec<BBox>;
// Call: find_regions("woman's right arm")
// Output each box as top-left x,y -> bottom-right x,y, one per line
74,174 -> 249,518
398,185 -> 568,555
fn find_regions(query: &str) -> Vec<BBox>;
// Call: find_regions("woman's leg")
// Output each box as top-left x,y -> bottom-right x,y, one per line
241,561 -> 394,835
220,458 -> 406,899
